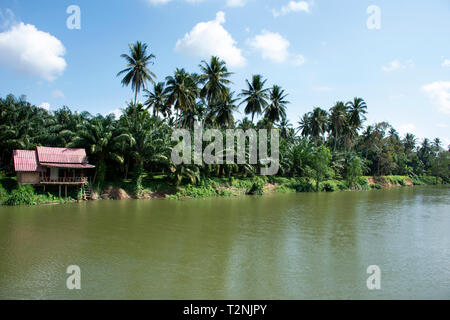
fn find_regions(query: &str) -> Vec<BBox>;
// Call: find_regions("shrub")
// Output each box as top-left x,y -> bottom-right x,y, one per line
275,180 -> 298,193
247,178 -> 265,195
337,180 -> 349,191
354,176 -> 370,190
386,176 -> 408,186
178,184 -> 218,198
410,177 -> 425,186
0,177 -> 18,192
411,176 -> 441,186
294,178 -> 315,192
218,189 -> 233,197
0,184 -> 8,201
370,184 -> 382,190
320,180 -> 338,192
2,185 -> 37,206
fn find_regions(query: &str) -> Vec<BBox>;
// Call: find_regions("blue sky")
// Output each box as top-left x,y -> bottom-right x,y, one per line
0,0 -> 449,145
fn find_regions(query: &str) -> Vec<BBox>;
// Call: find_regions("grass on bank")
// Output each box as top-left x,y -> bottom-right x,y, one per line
0,173 -> 446,206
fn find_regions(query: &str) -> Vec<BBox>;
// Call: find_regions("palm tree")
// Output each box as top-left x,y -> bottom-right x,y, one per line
278,118 -> 293,139
297,113 -> 311,137
143,82 -> 168,117
309,107 -> 328,145
69,115 -> 124,186
199,56 -> 233,107
403,133 -> 417,153
264,85 -> 289,127
209,89 -> 238,128
346,97 -> 367,130
237,117 -> 253,131
329,101 -> 348,151
165,69 -> 199,127
117,41 -> 156,106
239,75 -> 269,124
119,104 -> 172,192
433,138 -> 442,150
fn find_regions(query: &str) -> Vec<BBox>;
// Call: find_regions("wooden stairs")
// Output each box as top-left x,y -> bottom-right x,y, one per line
80,184 -> 93,200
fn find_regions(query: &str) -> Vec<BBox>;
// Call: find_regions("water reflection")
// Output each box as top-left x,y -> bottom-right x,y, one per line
0,187 -> 449,299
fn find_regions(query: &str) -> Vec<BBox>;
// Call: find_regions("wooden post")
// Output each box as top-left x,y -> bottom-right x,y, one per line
65,185 -> 67,198
59,185 -> 61,197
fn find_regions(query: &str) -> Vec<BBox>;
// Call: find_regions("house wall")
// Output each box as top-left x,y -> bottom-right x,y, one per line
50,168 -> 59,180
17,172 -> 40,185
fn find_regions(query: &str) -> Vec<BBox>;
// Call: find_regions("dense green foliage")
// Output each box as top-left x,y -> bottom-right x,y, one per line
1,44 -> 448,204
1,182 -> 75,206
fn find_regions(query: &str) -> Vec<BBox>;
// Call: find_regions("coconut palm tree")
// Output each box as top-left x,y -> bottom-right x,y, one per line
297,113 -> 311,137
209,89 -> 238,128
117,41 -> 156,106
403,133 -> 417,154
264,85 -> 289,127
239,75 -> 269,124
237,117 -> 253,130
278,118 -> 293,139
309,107 -> 328,145
199,56 -> 233,107
165,69 -> 199,127
143,82 -> 168,117
346,97 -> 367,130
433,138 -> 442,151
68,114 -> 125,186
119,104 -> 172,192
329,101 -> 348,151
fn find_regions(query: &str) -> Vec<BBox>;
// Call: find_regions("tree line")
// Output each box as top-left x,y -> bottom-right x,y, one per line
0,41 -> 448,192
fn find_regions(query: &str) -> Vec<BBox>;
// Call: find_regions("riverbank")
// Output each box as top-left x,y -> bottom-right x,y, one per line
0,175 -> 445,206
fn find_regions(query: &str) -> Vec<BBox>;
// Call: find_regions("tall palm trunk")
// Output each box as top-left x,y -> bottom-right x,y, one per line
334,131 -> 338,151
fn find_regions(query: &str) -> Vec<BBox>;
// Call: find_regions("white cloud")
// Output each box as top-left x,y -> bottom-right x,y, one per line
273,1 -> 311,17
248,31 -> 289,63
0,22 -> 66,81
248,30 -> 305,66
437,123 -> 448,128
382,59 -> 414,72
146,0 -> 172,4
422,81 -> 450,114
0,8 -> 16,29
226,0 -> 247,7
442,58 -> 450,68
39,102 -> 50,111
52,90 -> 65,99
175,12 -> 246,67
293,54 -> 306,66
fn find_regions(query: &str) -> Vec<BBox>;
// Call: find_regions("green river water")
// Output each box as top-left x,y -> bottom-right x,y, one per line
0,186 -> 449,299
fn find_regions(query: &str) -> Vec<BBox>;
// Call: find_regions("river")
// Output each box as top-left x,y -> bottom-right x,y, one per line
0,186 -> 449,299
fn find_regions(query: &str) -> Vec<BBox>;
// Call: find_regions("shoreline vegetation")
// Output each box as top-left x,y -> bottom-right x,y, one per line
1,42 -> 449,206
0,175 -> 446,206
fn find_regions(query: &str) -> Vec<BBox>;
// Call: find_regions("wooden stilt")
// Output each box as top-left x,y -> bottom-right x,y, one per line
65,185 -> 67,198
59,185 -> 61,197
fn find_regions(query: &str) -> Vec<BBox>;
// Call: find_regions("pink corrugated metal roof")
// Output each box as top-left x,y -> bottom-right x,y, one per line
36,146 -> 89,164
13,150 -> 44,172
40,163 -> 95,169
